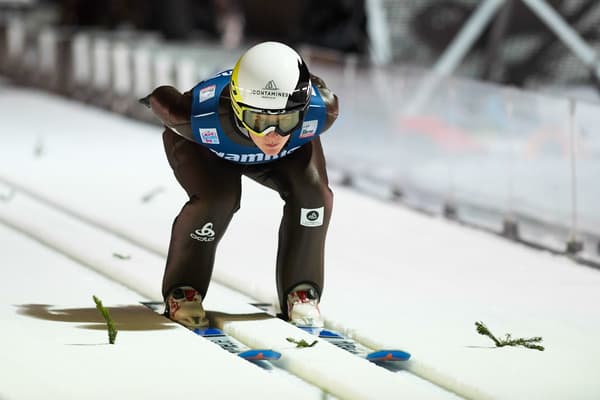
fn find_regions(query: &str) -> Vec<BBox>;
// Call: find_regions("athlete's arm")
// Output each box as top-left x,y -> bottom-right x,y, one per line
311,74 -> 339,133
140,86 -> 194,140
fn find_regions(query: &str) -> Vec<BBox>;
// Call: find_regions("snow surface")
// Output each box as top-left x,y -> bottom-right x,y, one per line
0,221 -> 318,400
1,86 -> 600,399
1,184 -> 453,400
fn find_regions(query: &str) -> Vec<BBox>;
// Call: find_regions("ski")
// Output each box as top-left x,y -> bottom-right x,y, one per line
250,302 -> 411,365
300,326 -> 411,363
193,327 -> 281,360
142,302 -> 281,362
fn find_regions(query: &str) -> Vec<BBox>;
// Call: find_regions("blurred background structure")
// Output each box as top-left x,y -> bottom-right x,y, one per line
1,0 -> 599,267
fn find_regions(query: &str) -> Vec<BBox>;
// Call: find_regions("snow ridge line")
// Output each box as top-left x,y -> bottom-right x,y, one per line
0,176 -> 494,400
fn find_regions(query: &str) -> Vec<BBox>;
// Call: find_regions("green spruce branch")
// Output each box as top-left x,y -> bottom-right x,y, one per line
287,337 -> 318,348
93,295 -> 118,344
475,321 -> 544,351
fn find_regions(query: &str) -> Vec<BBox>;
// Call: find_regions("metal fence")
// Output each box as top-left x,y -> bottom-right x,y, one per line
2,8 -> 599,268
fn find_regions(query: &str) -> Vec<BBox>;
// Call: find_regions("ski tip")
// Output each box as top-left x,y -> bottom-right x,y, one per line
239,349 -> 282,361
367,350 -> 411,362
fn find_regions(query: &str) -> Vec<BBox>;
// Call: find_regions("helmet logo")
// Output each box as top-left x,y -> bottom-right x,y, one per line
264,80 -> 279,90
250,80 -> 290,100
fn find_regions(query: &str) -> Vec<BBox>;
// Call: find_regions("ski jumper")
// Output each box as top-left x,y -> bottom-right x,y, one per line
160,71 -> 337,317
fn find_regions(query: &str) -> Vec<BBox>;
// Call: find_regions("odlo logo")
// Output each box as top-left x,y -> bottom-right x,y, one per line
300,207 -> 324,227
306,211 -> 319,222
190,222 -> 216,242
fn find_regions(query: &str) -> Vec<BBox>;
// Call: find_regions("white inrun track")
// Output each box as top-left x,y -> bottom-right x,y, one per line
1,87 -> 600,399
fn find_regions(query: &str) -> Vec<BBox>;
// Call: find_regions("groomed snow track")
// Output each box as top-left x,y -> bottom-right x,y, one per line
0,177 -> 477,400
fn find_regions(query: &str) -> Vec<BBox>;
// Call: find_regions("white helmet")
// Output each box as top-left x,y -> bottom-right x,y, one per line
230,41 -> 311,136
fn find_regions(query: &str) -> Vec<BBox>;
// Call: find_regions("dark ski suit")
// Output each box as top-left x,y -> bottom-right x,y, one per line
143,70 -> 338,317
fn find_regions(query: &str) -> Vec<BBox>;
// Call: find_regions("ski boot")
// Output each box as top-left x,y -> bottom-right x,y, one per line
165,286 -> 209,329
287,284 -> 324,328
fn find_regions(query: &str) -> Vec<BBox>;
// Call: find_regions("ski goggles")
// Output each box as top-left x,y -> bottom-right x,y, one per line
236,105 -> 305,137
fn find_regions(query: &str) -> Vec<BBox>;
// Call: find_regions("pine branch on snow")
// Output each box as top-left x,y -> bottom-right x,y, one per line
475,321 -> 544,351
93,295 -> 118,344
287,337 -> 318,348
